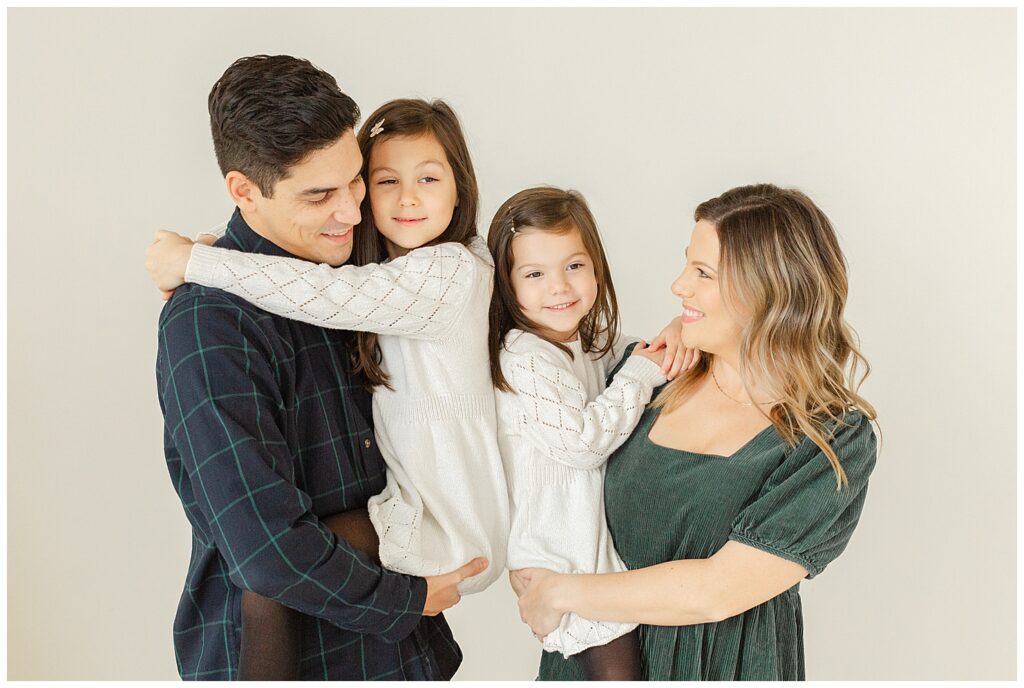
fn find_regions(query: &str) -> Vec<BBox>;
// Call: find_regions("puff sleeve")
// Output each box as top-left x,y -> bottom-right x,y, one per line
728,413 -> 877,578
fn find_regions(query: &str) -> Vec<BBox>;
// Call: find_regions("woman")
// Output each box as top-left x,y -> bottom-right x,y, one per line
511,183 -> 877,681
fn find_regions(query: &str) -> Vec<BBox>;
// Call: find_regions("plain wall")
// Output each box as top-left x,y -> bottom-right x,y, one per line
7,7 -> 1015,681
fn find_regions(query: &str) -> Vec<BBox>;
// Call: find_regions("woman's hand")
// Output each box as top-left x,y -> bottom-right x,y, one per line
648,316 -> 700,379
515,567 -> 571,639
508,569 -> 530,597
144,230 -> 205,299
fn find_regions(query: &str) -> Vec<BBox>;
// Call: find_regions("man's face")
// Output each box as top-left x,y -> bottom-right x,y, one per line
244,130 -> 366,266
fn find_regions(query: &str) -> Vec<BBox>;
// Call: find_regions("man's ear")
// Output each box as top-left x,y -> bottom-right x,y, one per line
225,171 -> 261,212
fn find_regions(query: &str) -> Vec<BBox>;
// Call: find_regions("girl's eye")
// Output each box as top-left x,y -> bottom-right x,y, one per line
420,176 -> 439,183
524,271 -> 542,279
567,262 -> 585,271
697,268 -> 710,279
376,178 -> 398,185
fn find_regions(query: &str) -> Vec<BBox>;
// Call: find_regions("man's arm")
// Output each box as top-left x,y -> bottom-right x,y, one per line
158,293 -> 424,641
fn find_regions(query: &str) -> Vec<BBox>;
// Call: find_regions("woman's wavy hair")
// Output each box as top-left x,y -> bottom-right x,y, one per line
487,186 -> 620,392
350,99 -> 479,388
653,184 -> 877,489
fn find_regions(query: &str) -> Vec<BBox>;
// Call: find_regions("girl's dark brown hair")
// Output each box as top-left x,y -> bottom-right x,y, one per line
487,186 -> 620,392
350,99 -> 480,388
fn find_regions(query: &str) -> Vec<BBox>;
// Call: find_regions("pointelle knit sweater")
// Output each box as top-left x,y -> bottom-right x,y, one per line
185,235 -> 508,594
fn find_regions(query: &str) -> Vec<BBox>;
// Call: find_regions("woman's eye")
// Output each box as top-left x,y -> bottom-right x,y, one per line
420,176 -> 439,183
697,268 -> 710,279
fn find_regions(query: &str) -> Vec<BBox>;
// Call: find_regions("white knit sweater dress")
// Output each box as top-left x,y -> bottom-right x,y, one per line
497,329 -> 667,656
185,236 -> 508,594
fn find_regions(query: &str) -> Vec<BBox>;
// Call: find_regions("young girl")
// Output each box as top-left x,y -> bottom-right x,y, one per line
147,99 -> 509,677
487,186 -> 695,680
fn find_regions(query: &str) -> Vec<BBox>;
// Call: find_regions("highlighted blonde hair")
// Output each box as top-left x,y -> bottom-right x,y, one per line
653,184 -> 876,489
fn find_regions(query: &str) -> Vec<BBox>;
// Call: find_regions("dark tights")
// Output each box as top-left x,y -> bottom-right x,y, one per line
237,508 -> 380,680
575,629 -> 642,681
238,591 -> 301,680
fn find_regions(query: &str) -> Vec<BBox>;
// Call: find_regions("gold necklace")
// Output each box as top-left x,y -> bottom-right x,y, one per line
710,368 -> 777,406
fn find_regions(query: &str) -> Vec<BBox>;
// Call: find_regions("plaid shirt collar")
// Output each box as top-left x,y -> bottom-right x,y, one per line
222,207 -> 297,258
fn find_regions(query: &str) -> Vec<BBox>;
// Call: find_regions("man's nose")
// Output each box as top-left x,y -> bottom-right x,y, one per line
332,190 -> 361,225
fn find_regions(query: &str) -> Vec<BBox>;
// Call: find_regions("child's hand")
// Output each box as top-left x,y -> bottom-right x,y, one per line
145,230 -> 195,298
631,340 -> 666,367
648,316 -> 700,380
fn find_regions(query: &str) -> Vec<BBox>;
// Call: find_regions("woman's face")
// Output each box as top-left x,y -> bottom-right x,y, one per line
671,220 -> 748,357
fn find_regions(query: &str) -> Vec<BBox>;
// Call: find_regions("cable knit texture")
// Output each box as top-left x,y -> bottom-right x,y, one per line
185,235 -> 509,594
497,330 -> 666,656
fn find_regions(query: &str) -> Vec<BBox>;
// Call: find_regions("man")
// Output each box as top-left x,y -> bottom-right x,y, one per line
154,54 -> 482,680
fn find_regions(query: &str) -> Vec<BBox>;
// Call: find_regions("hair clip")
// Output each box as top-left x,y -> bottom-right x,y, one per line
508,206 -> 517,233
369,118 -> 385,138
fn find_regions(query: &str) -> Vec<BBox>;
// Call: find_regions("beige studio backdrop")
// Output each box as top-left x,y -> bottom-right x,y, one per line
7,7 -> 1015,681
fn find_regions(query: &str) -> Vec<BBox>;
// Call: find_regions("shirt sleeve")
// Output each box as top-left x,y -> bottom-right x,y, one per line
157,292 -> 426,642
502,342 -> 667,470
183,241 -> 480,339
728,413 -> 877,578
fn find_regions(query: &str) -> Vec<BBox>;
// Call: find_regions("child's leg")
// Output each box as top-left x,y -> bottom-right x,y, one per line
238,590 -> 302,681
575,629 -> 642,681
236,508 -> 376,680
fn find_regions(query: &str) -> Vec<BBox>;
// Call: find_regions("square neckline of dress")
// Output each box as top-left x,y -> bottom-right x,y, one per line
643,403 -> 779,461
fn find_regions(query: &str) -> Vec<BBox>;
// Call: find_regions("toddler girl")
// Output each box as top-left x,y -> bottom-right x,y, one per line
488,186 -> 693,680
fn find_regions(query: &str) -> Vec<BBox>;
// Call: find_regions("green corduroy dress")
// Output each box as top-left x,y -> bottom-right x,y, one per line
537,384 -> 877,681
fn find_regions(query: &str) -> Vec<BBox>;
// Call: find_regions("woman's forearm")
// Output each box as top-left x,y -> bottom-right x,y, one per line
549,541 -> 807,627
555,559 -> 723,627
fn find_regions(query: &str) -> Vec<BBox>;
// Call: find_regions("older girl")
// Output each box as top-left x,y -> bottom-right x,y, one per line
512,183 -> 878,681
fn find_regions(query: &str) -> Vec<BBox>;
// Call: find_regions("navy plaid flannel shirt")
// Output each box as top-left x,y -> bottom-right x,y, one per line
156,209 -> 461,680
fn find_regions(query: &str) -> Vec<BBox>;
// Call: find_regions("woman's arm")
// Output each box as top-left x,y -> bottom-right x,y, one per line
513,540 -> 808,636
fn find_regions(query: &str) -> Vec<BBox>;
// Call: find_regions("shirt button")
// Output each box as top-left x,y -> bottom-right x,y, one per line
364,439 -> 372,449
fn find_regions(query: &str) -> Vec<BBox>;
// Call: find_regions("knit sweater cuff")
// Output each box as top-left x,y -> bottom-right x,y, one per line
185,243 -> 223,287
618,355 -> 669,387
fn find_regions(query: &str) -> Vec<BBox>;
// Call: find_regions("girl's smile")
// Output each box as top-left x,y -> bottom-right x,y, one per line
510,226 -> 598,343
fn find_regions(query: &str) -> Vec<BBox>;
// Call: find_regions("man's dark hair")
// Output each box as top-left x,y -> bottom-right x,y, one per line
208,54 -> 360,197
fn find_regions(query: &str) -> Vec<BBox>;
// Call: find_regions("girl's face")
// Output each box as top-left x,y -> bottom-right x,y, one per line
367,133 -> 458,259
671,220 -> 748,357
510,226 -> 598,343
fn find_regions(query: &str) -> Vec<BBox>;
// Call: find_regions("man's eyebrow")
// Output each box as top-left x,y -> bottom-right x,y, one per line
299,186 -> 338,195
